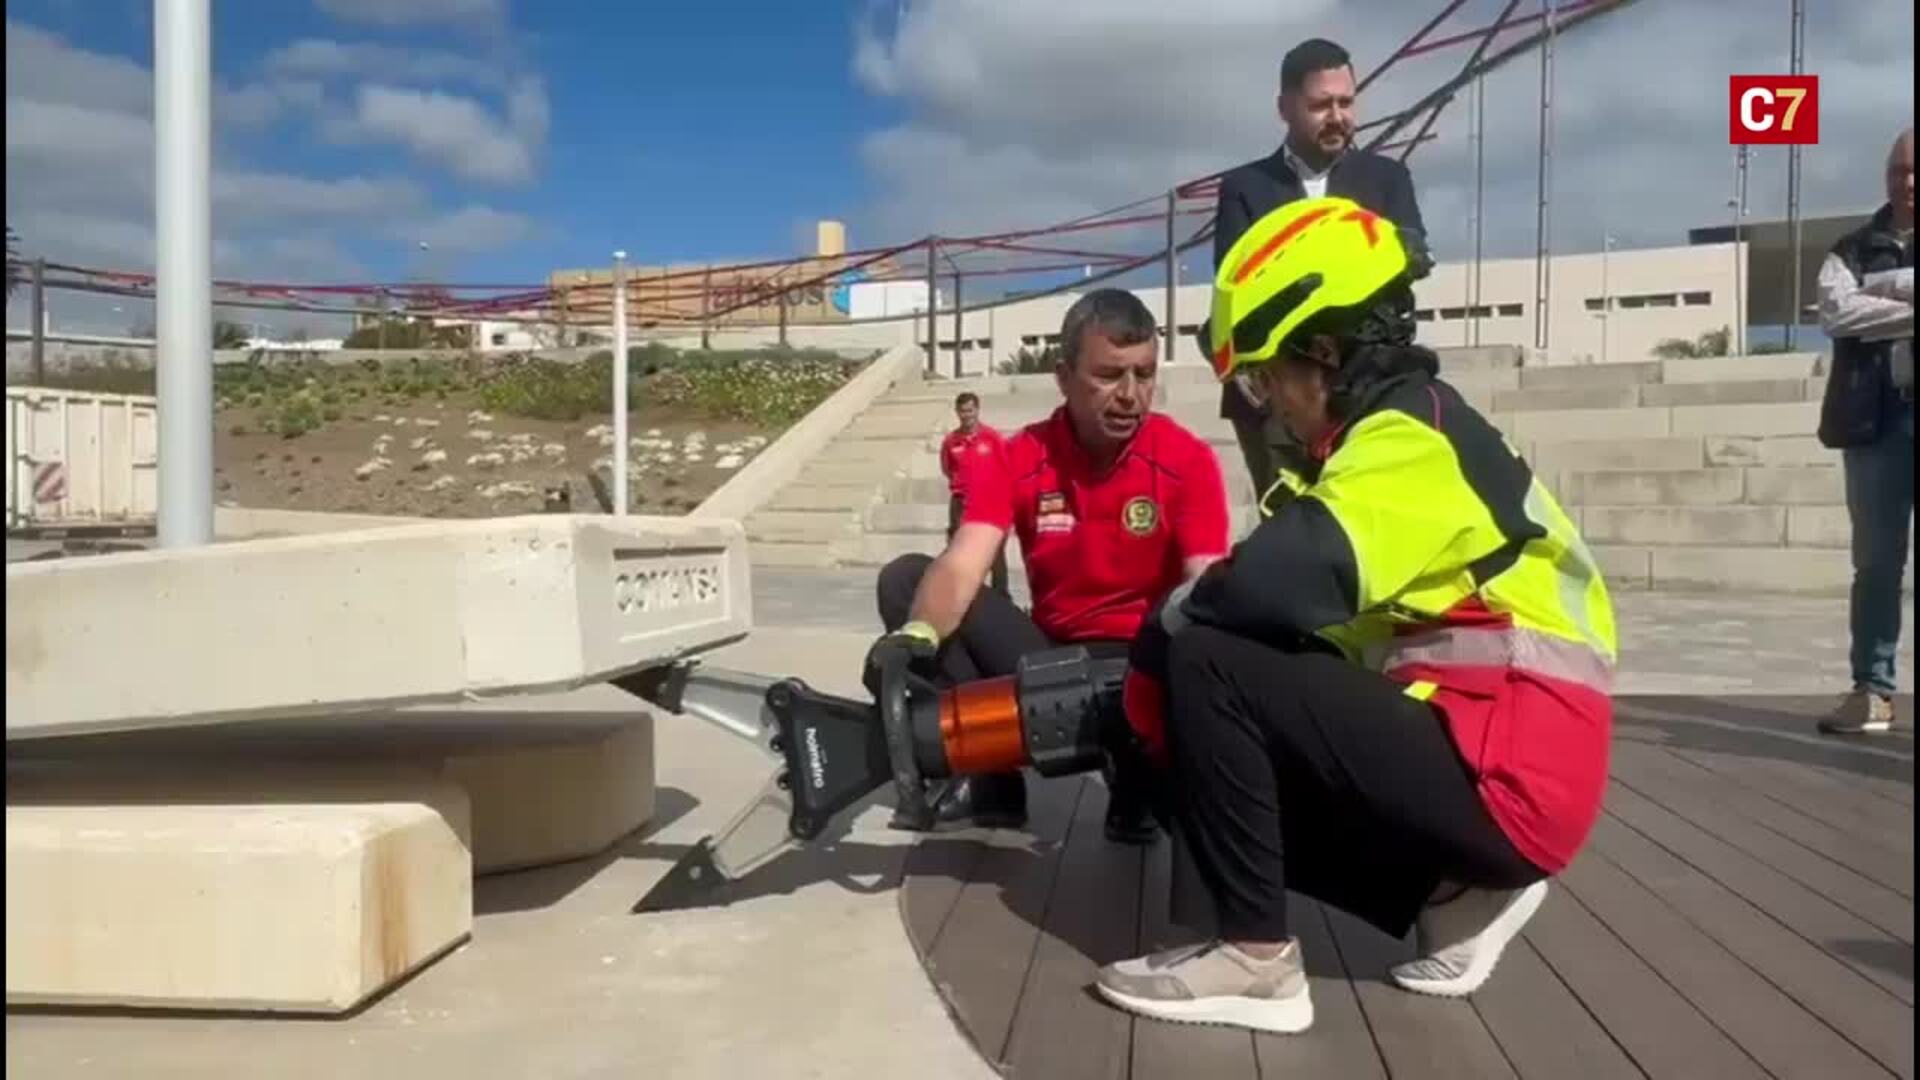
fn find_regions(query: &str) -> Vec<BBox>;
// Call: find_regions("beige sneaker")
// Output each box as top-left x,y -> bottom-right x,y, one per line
1094,939 -> 1313,1034
1818,691 -> 1896,735
1390,880 -> 1548,998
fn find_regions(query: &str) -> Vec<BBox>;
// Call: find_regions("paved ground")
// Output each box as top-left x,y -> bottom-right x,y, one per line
4,565 -> 1912,1079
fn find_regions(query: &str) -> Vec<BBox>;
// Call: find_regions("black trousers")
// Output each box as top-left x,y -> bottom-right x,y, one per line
1165,624 -> 1546,942
947,495 -> 1010,597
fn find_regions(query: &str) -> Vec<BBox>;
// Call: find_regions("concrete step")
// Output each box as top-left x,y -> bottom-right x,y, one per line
1517,362 -> 1663,390
1640,378 -> 1821,408
749,540 -> 839,568
1581,506 -> 1788,547
1599,543 -> 1909,596
1658,352 -> 1825,384
762,483 -> 881,512
801,460 -> 910,486
1554,466 -> 1844,508
1527,437 -> 1712,473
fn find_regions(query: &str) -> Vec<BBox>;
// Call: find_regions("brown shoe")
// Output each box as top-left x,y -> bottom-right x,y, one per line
1094,939 -> 1313,1034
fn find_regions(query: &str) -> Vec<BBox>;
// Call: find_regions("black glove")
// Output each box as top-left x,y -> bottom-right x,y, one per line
862,621 -> 940,699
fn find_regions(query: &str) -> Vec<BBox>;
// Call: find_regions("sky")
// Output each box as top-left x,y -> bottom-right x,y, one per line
5,0 -> 1914,336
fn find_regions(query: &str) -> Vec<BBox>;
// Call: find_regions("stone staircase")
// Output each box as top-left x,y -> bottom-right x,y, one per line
746,347 -> 1909,595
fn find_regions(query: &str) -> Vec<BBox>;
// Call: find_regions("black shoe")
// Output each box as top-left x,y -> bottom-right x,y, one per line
1104,786 -> 1161,845
935,772 -> 1029,829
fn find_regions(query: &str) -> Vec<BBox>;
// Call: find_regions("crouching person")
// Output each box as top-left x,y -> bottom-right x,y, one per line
870,288 -> 1229,842
1096,198 -> 1617,1035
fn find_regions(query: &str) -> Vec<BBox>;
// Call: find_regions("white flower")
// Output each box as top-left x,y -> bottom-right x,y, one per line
415,417 -> 441,429
541,442 -> 567,459
421,449 -> 449,466
467,410 -> 495,424
715,454 -> 744,470
409,435 -> 433,451
466,451 -> 506,470
420,475 -> 456,492
469,429 -> 495,442
353,457 -> 391,480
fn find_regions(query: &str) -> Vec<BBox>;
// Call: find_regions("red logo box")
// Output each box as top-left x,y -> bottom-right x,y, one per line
1730,75 -> 1820,145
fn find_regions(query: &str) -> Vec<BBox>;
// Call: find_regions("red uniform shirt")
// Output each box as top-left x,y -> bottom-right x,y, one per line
940,425 -> 1005,497
963,408 -> 1229,643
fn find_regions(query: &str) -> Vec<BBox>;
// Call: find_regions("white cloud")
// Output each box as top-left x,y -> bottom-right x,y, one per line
315,0 -> 507,30
264,38 -> 508,89
849,0 -> 1917,265
341,78 -> 548,184
413,204 -> 538,253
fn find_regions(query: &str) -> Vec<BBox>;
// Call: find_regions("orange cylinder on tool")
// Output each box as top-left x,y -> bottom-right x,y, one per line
936,675 -> 1027,776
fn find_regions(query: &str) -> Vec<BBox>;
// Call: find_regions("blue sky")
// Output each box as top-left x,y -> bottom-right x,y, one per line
9,0 -> 911,286
5,0 -> 1910,339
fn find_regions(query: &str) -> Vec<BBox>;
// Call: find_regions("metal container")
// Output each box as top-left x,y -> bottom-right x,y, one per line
6,387 -> 158,537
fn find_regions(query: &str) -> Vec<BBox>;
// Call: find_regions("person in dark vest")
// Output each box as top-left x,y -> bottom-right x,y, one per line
1208,37 -> 1433,510
1815,126 -> 1914,735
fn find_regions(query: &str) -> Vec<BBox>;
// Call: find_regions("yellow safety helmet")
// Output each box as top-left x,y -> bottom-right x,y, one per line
1207,196 -> 1412,382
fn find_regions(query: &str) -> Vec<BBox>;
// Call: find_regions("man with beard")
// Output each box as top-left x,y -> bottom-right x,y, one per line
1211,37 -> 1432,508
871,289 -> 1230,842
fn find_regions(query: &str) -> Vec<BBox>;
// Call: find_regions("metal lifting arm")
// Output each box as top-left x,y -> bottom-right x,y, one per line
612,646 -> 1128,899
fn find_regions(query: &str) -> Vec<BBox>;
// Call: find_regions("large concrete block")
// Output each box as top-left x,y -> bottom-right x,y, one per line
1526,436 -> 1707,473
865,502 -> 948,534
6,765 -> 473,1014
1504,407 -> 1672,444
1744,466 -> 1845,506
1649,545 -> 1855,594
1494,385 -> 1641,413
8,710 -> 659,876
1558,469 -> 1744,507
1516,362 -> 1662,390
5,515 -> 750,741
1582,506 -> 1786,547
1669,401 -> 1819,437
763,483 -> 879,512
1639,379 -> 1813,408
1437,369 -> 1523,396
1658,352 -> 1824,384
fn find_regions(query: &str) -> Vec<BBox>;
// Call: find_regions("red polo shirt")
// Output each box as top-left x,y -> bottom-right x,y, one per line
963,408 -> 1229,642
940,424 -> 1005,498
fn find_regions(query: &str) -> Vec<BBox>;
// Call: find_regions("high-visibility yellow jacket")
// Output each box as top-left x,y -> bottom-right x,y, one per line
1184,354 -> 1617,873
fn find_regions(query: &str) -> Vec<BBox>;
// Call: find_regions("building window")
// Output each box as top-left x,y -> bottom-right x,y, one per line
1021,335 -> 1039,346
1585,298 -> 1606,312
1618,295 -> 1648,309
1497,303 -> 1523,317
1469,305 -> 1493,318
1177,323 -> 1201,335
1415,309 -> 1436,322
1646,293 -> 1678,308
1439,306 -> 1467,320
491,332 -> 508,346
1683,290 -> 1712,306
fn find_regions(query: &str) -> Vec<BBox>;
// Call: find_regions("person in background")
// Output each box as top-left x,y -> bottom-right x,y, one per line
940,392 -> 1009,596
1209,36 -> 1432,510
1815,126 -> 1914,735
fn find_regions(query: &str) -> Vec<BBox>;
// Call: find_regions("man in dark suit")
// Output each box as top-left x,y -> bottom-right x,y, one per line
1211,37 -> 1433,502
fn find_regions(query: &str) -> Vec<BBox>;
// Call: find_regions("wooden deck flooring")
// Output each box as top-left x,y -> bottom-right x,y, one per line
900,695 -> 1916,1079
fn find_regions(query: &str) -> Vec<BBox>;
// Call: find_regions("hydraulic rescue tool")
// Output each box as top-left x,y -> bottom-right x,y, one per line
614,645 -> 1130,900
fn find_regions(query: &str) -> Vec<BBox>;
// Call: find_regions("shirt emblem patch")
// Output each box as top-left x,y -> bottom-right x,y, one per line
1122,496 -> 1160,536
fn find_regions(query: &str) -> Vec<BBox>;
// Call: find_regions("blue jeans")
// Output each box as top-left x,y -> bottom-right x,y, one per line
1843,397 -> 1916,695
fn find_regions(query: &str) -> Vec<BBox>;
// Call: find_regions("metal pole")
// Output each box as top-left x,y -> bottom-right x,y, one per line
1472,72 -> 1486,348
1784,0 -> 1806,348
925,238 -> 938,374
951,272 -> 963,378
1733,144 -> 1749,356
778,288 -> 789,347
612,251 -> 629,516
1531,0 -> 1556,354
701,265 -> 713,350
1164,188 -> 1178,363
154,0 -> 213,548
29,258 -> 46,385
1600,234 -> 1612,365
558,285 -> 571,348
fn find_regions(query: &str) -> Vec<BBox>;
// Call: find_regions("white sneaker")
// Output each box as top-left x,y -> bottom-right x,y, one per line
1389,880 -> 1548,998
1818,691 -> 1896,735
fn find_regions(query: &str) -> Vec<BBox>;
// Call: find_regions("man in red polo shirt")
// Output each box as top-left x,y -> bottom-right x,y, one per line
872,288 -> 1230,842
939,391 -> 1009,595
